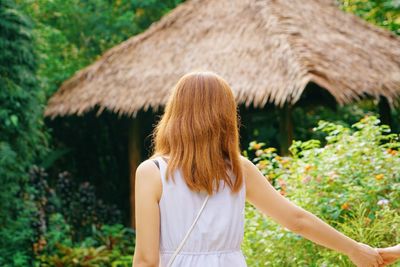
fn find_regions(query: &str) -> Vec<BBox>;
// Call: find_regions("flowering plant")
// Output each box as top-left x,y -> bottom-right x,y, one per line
243,115 -> 400,266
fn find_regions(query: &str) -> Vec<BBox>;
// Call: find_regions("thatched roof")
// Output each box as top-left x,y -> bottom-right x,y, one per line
44,0 -> 400,119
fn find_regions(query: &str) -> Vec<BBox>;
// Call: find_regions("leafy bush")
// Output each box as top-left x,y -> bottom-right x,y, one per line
35,222 -> 135,267
242,115 -> 400,266
0,0 -> 49,265
27,166 -> 135,266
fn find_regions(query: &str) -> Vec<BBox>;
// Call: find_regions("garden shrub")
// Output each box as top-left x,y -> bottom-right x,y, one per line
35,223 -> 135,267
28,166 -> 135,266
242,115 -> 400,266
0,0 -> 49,265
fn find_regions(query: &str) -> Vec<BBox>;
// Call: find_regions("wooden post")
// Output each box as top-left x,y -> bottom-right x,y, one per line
279,102 -> 293,156
128,117 -> 142,229
378,95 -> 392,130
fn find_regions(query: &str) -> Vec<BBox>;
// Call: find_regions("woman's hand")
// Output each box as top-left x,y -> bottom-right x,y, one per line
347,242 -> 384,267
377,245 -> 400,266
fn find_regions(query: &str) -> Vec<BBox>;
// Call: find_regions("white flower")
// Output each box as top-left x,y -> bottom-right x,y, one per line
377,199 -> 389,206
255,149 -> 264,157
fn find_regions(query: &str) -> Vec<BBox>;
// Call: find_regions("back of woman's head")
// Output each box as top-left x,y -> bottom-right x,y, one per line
150,71 -> 243,195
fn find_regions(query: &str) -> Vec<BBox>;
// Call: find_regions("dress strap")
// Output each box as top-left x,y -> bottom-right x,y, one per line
155,156 -> 168,184
152,159 -> 160,169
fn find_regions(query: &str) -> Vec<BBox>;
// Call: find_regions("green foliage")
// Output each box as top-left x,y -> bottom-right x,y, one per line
0,0 -> 49,265
14,0 -> 186,226
242,116 -> 400,266
292,101 -> 381,142
0,3 -> 184,264
339,0 -> 400,35
242,100 -> 382,153
35,223 -> 135,267
18,0 -> 185,97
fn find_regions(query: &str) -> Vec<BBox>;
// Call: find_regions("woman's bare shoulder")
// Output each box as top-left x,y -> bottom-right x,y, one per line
135,159 -> 162,201
136,159 -> 159,175
239,155 -> 252,169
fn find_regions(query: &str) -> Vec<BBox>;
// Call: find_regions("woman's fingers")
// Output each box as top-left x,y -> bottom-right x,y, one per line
375,248 -> 384,265
377,246 -> 400,265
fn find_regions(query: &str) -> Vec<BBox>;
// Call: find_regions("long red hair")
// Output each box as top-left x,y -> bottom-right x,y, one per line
150,71 -> 244,195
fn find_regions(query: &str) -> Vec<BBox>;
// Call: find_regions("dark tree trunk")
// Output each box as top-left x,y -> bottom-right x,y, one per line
128,118 -> 142,229
279,102 -> 293,156
378,95 -> 392,130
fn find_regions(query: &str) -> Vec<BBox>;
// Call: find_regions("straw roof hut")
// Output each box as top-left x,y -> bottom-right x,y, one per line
44,0 -> 400,227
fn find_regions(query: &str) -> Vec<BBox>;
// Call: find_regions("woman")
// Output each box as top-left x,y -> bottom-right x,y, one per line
132,71 -> 385,267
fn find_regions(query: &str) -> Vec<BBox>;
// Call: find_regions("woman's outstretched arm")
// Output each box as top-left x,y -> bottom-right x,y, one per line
132,160 -> 162,267
241,156 -> 384,267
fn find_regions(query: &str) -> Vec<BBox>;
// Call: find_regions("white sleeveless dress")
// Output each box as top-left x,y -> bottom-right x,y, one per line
154,155 -> 247,267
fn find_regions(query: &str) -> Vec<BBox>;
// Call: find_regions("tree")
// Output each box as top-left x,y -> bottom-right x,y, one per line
0,0 -> 48,265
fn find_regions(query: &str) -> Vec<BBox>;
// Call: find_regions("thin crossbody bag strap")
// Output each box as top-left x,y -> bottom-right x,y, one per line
152,158 -> 210,267
166,194 -> 210,267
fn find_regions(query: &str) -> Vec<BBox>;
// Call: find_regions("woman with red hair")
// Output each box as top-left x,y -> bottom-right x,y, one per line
132,71 -> 386,267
